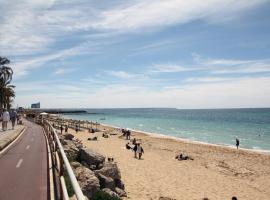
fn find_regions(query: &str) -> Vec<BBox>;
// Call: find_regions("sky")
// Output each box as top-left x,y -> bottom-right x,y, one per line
0,0 -> 270,109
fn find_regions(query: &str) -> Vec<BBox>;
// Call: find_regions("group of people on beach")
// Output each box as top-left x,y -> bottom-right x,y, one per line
124,133 -> 144,159
0,108 -> 19,131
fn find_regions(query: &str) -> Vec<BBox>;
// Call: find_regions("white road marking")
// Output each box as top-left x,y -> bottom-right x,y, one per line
16,159 -> 23,168
26,145 -> 30,150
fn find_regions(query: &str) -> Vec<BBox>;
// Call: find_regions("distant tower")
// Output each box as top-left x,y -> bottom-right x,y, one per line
31,102 -> 40,109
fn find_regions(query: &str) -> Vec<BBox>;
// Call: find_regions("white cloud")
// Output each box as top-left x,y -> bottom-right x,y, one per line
0,0 -> 267,57
15,77 -> 270,108
150,64 -> 198,73
105,70 -> 148,80
54,67 -> 77,75
94,0 -> 267,31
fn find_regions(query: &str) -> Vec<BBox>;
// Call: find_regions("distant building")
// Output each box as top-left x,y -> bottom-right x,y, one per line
31,102 -> 40,109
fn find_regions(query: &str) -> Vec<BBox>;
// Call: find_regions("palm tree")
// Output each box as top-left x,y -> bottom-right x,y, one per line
0,56 -> 15,109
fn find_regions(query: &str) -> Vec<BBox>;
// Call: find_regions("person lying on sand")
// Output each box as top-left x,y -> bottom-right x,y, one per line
88,136 -> 98,141
175,154 -> 193,161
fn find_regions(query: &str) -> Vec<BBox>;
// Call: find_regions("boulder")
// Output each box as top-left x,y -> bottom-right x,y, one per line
115,187 -> 127,197
63,133 -> 74,140
79,148 -> 105,168
97,173 -> 115,190
115,179 -> 125,190
63,140 -> 79,161
74,166 -> 100,199
102,188 -> 119,198
71,161 -> 82,169
95,162 -> 121,180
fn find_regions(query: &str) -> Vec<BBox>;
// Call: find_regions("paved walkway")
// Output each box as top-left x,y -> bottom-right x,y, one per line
0,120 -> 49,200
0,123 -> 24,151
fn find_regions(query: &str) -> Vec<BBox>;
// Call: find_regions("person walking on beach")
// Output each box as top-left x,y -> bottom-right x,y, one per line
2,109 -> 10,131
126,130 -> 131,140
60,125 -> 63,134
236,138 -> 240,149
75,124 -> 79,133
65,125 -> 68,133
10,109 -> 17,130
137,143 -> 144,159
133,143 -> 138,158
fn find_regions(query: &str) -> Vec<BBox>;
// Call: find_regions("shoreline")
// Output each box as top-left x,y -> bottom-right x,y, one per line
99,121 -> 270,155
61,114 -> 270,155
61,118 -> 270,199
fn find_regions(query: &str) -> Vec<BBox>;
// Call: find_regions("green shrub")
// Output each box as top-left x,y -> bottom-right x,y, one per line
92,191 -> 120,200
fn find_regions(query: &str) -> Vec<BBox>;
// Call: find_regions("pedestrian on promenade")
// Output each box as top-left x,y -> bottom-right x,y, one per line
10,109 -> 17,130
0,110 -> 2,130
65,125 -> 68,133
2,109 -> 10,131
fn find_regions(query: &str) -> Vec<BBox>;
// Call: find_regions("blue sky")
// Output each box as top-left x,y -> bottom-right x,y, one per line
1,0 -> 270,108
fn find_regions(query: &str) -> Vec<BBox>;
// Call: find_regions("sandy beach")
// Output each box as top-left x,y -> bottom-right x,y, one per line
65,123 -> 270,200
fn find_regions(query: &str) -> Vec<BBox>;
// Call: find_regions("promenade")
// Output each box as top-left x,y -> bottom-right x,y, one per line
0,120 -> 49,200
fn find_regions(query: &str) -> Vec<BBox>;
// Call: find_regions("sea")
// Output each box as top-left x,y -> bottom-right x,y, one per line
62,108 -> 270,152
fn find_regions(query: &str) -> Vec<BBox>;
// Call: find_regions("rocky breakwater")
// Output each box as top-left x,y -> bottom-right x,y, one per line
59,133 -> 127,199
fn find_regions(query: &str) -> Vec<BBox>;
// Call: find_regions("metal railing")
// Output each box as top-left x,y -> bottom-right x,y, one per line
43,120 -> 85,200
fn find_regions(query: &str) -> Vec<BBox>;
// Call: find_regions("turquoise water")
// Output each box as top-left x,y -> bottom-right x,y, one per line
63,108 -> 270,152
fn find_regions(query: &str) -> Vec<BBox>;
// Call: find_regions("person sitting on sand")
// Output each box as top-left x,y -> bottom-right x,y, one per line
126,142 -> 131,150
136,143 -> 144,159
236,138 -> 240,149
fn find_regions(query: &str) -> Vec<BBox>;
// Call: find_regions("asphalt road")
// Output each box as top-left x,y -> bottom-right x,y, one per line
0,120 -> 49,200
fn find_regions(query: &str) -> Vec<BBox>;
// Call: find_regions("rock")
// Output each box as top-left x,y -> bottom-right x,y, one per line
71,161 -> 82,169
74,166 -> 100,199
95,162 -> 121,180
59,138 -> 67,145
97,173 -> 115,190
115,187 -> 127,197
159,197 -> 176,200
115,179 -> 125,190
102,188 -> 119,198
63,133 -> 74,140
79,148 -> 105,168
63,140 -> 79,161
90,165 -> 97,170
